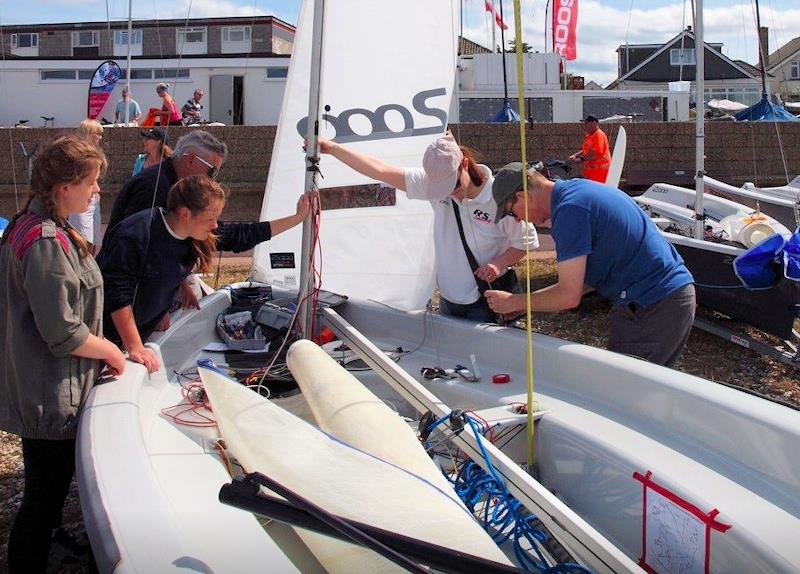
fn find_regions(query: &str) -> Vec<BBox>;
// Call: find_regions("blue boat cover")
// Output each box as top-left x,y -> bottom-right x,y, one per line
733,233 -> 786,288
783,228 -> 800,282
488,100 -> 521,123
734,95 -> 800,122
0,217 -> 8,232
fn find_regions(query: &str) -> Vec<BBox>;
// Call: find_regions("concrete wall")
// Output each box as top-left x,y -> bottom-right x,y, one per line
1,122 -> 798,221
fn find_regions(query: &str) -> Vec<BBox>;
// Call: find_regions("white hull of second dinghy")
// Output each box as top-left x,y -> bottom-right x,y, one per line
78,290 -> 800,573
703,175 -> 800,231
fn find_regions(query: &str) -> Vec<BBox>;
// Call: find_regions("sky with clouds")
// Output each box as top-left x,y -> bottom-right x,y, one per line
1,0 -> 798,86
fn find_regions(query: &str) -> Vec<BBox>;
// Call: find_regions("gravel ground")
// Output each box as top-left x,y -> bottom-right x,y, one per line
1,260 -> 797,574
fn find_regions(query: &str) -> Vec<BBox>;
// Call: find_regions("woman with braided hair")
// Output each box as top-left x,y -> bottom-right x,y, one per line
0,135 -> 126,573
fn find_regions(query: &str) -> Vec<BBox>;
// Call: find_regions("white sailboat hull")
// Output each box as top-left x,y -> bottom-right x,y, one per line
703,175 -> 800,231
77,290 -> 800,573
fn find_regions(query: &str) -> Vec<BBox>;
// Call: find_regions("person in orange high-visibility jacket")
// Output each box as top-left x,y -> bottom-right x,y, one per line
569,115 -> 611,184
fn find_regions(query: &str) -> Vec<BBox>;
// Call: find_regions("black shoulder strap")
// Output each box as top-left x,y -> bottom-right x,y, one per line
451,200 -> 490,294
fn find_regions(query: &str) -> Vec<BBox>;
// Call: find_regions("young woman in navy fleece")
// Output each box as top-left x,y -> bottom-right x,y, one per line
97,174 -> 309,372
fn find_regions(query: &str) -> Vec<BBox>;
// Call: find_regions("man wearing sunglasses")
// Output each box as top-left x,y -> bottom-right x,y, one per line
485,163 -> 695,368
109,130 -> 226,228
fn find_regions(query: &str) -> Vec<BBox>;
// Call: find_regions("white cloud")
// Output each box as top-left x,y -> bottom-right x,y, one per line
462,0 -> 800,87
132,0 -> 269,21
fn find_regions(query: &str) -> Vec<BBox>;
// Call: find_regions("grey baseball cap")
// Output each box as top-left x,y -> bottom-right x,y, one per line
492,162 -> 525,222
421,134 -> 464,199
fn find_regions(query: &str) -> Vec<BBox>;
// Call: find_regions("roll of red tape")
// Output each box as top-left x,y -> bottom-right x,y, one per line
492,373 -> 510,384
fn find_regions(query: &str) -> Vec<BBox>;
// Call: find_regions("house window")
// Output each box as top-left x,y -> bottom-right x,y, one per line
11,32 -> 38,55
113,29 -> 143,56
130,69 -> 153,79
114,30 -> 142,45
791,61 -> 800,80
40,70 -> 78,80
176,27 -> 207,55
12,33 -> 38,48
266,67 -> 288,79
223,26 -> 251,42
670,48 -> 696,66
221,26 -> 252,54
72,31 -> 99,47
153,68 -> 191,79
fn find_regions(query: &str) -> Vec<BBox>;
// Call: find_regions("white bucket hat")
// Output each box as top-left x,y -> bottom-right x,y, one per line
421,134 -> 464,199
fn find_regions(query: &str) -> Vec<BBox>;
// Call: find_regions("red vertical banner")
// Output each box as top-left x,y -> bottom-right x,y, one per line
552,0 -> 579,61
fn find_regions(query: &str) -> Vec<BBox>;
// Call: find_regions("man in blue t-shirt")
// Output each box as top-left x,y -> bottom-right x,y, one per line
485,162 -> 695,367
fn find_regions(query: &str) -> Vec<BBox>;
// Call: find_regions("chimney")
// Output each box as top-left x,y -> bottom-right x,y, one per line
759,26 -> 769,69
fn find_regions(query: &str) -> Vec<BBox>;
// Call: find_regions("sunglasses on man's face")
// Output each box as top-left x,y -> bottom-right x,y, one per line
503,190 -> 523,218
190,153 -> 219,180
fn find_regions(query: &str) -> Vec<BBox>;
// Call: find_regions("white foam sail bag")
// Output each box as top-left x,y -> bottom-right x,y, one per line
199,364 -> 510,574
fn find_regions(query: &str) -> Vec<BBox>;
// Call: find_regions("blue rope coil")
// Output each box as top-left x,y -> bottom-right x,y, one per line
424,413 -> 594,574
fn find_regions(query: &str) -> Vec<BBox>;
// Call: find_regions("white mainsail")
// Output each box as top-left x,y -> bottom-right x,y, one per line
252,0 -> 459,310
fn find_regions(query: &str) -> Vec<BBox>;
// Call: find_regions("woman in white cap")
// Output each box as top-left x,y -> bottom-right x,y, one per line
319,135 -> 538,322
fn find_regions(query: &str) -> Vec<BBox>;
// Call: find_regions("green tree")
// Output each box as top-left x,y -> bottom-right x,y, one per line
506,39 -> 532,53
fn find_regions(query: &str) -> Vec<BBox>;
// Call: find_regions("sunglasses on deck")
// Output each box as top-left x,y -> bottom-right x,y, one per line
187,153 -> 219,180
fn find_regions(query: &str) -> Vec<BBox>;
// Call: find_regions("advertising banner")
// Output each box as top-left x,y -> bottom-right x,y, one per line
87,60 -> 122,120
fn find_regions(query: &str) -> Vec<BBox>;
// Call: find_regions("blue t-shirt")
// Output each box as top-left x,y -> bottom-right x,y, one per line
550,179 -> 693,307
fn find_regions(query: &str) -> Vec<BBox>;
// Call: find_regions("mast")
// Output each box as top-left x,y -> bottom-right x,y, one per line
298,0 -> 324,336
124,0 -> 133,124
499,0 -> 509,100
754,0 -> 768,99
693,0 -> 705,240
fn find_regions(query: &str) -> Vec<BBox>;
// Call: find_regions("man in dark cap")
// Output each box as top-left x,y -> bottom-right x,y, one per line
485,162 -> 696,367
568,114 -> 611,183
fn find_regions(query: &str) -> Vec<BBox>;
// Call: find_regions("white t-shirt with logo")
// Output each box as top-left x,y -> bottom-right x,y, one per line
404,164 -> 539,304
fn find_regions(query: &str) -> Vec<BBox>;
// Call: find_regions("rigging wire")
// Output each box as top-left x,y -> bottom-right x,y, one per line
128,0 -> 194,313
760,0 -> 793,186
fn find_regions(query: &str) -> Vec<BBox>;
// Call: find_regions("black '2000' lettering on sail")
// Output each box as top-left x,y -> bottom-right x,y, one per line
296,88 -> 448,144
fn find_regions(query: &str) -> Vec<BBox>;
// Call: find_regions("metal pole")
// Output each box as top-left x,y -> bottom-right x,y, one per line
298,0 -> 325,336
754,0 -> 768,99
498,0 -> 508,100
544,0 -> 549,52
693,0 -> 705,241
125,0 -> 133,125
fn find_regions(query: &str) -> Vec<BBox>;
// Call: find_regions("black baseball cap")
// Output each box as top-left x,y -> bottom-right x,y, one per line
140,128 -> 165,142
584,114 -> 599,123
492,162 -> 525,223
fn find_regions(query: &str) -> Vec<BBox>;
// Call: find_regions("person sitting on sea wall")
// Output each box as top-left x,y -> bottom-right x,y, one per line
318,135 -> 539,323
486,163 -> 695,367
97,175 -> 310,373
0,136 -> 125,574
114,88 -> 142,125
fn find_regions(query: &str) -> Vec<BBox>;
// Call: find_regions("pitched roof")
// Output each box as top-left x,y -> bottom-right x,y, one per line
607,29 -> 757,89
459,36 -> 491,55
767,36 -> 800,71
733,60 -> 773,78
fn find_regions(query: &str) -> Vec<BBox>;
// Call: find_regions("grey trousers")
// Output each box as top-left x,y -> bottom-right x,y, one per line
608,284 -> 696,368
